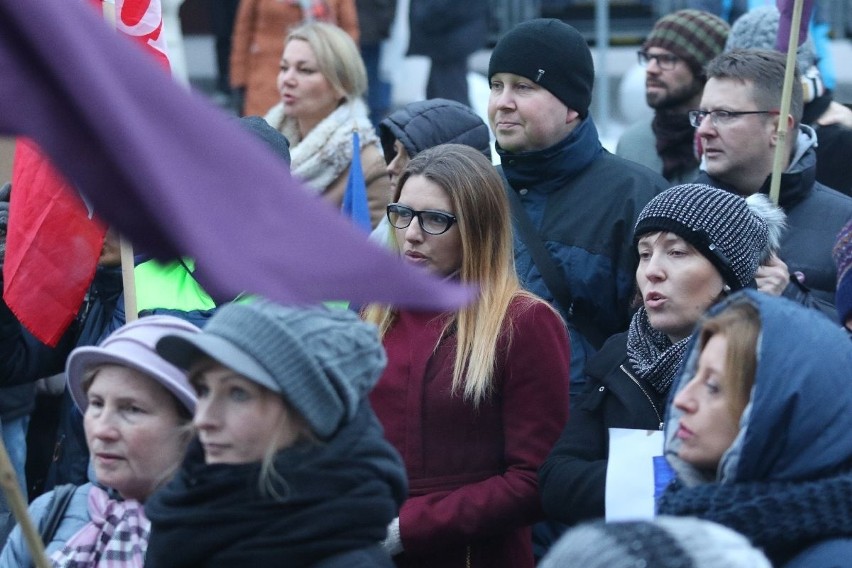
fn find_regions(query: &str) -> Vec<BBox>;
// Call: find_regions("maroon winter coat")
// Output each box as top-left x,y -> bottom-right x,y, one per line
370,297 -> 570,568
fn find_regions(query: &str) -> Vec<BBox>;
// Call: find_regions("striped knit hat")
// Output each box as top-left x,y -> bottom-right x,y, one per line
634,184 -> 774,291
644,10 -> 730,77
832,220 -> 852,324
540,517 -> 772,568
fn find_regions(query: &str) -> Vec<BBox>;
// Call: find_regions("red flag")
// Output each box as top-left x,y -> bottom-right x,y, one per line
6,141 -> 106,346
4,0 -> 169,345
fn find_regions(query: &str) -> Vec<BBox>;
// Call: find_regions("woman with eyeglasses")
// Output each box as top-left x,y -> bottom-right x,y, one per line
362,144 -> 570,568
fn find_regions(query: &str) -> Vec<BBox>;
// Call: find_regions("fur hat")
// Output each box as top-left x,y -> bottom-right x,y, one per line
833,220 -> 852,324
66,315 -> 201,413
540,517 -> 772,568
157,300 -> 386,439
488,19 -> 594,118
635,184 -> 786,290
644,10 -> 731,77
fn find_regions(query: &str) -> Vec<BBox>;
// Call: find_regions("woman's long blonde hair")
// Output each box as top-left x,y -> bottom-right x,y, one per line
363,144 -> 555,405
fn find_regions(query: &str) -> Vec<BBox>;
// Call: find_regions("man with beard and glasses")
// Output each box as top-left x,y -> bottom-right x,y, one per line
617,10 -> 729,184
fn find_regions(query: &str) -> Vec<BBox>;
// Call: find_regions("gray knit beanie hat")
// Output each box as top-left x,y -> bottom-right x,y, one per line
634,184 -> 782,290
725,6 -> 817,75
156,301 -> 386,439
488,19 -> 594,117
539,517 -> 772,568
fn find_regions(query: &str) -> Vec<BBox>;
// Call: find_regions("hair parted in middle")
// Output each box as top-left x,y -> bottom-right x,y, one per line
285,21 -> 367,101
696,299 -> 761,421
705,48 -> 803,125
363,144 -> 557,404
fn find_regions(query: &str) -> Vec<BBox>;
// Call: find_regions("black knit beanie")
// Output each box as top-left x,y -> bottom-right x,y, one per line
634,184 -> 770,290
644,10 -> 730,77
488,18 -> 594,118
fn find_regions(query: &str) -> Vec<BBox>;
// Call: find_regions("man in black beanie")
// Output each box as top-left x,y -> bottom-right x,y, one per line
488,19 -> 667,402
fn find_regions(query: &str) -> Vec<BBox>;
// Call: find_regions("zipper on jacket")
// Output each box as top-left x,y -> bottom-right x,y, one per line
620,364 -> 663,429
466,545 -> 471,568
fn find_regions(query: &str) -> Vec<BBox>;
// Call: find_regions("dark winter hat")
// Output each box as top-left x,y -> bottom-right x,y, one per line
488,19 -> 594,117
67,315 -> 201,414
644,10 -> 730,77
239,115 -> 291,166
157,300 -> 386,439
634,184 -> 773,290
379,98 -> 492,163
539,517 -> 772,568
833,220 -> 852,324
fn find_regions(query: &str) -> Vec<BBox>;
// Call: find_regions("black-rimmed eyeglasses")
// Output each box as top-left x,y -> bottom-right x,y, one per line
637,50 -> 680,70
386,203 -> 457,235
688,109 -> 780,128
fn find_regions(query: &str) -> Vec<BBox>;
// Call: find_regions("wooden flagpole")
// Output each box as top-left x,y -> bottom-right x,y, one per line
769,0 -> 806,205
0,440 -> 50,568
100,0 -> 138,322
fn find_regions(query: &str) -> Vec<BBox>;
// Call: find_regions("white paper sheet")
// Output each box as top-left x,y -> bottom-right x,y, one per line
605,428 -> 665,521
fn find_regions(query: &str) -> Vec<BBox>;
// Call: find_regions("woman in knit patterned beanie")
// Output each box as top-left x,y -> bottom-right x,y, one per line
660,290 -> 852,567
540,183 -> 784,527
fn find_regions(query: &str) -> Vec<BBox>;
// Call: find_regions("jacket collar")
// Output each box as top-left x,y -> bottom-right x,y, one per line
497,117 -> 603,194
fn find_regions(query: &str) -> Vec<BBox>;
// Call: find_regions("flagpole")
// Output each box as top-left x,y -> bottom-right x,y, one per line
0,439 -> 50,568
769,0 -> 805,205
100,0 -> 138,322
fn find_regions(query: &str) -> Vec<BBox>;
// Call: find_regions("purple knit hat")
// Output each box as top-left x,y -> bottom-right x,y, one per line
833,220 -> 852,324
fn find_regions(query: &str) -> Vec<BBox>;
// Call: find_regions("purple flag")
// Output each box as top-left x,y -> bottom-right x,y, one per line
775,0 -> 815,52
0,0 -> 474,310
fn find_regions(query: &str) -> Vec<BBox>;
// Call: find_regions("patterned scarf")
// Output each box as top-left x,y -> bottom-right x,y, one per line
626,307 -> 690,395
50,486 -> 149,568
651,110 -> 698,182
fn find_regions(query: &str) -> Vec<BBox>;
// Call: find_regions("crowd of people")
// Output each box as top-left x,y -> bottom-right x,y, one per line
1,1 -> 851,566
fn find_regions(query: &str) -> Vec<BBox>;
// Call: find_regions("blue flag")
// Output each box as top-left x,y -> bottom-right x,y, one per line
341,131 -> 372,232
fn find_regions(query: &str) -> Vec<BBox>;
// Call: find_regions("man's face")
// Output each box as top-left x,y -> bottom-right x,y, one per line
644,47 -> 703,111
697,78 -> 778,195
488,72 -> 578,153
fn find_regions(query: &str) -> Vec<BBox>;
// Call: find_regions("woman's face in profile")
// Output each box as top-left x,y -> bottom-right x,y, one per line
636,231 -> 725,343
672,334 -> 740,471
189,361 -> 301,465
277,39 -> 340,129
84,365 -> 187,502
393,175 -> 462,277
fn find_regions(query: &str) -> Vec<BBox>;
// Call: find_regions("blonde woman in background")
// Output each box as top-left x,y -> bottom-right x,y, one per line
230,0 -> 358,116
264,21 -> 389,228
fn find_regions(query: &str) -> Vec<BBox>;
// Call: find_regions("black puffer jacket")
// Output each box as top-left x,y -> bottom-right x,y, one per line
378,98 -> 491,163
539,332 -> 667,526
